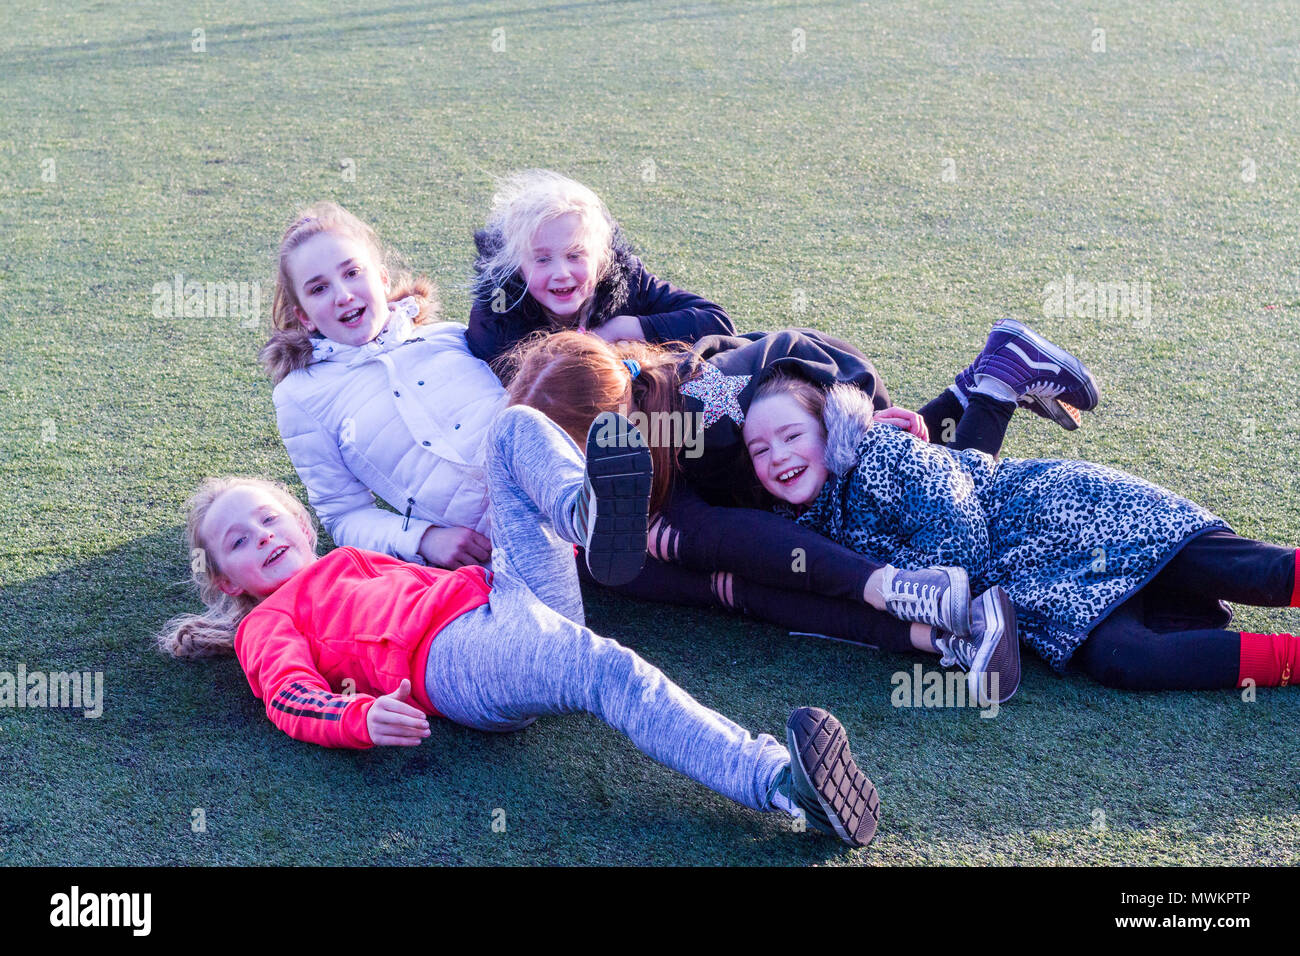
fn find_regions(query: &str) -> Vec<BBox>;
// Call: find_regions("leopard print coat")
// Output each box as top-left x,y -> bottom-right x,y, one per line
784,386 -> 1230,670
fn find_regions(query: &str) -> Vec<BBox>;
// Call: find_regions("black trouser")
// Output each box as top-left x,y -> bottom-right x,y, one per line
918,388 -> 1015,457
1073,530 -> 1296,690
580,555 -> 916,652
660,483 -> 878,601
597,482 -> 913,651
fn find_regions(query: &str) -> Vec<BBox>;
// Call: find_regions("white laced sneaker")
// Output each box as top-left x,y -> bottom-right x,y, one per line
879,565 -> 971,637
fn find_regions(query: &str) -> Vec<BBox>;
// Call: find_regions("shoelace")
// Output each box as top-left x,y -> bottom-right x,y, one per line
885,581 -> 942,627
1019,380 -> 1067,400
1017,380 -> 1068,410
934,635 -> 976,671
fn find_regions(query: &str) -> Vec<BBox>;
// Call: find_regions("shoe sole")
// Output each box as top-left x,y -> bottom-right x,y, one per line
583,412 -> 653,587
995,318 -> 1100,411
969,587 -> 1021,706
1021,395 -> 1082,431
786,707 -> 880,847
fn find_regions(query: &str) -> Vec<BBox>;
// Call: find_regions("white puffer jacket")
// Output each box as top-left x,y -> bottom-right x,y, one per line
272,318 -> 507,563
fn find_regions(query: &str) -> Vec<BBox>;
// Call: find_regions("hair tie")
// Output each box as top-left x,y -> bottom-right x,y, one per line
622,359 -> 641,380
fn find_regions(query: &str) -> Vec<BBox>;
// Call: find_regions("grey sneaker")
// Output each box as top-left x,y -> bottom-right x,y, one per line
576,412 -> 652,587
880,565 -> 971,637
933,585 -> 1020,706
775,707 -> 880,847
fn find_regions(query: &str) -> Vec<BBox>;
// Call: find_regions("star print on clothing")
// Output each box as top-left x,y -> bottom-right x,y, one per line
680,362 -> 752,427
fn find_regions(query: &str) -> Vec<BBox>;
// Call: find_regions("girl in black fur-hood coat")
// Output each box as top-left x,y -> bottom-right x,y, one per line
465,169 -> 734,371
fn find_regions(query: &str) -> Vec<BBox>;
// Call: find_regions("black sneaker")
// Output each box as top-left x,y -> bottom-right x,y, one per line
933,585 -> 1020,706
783,707 -> 880,847
576,411 -> 652,587
880,565 -> 971,636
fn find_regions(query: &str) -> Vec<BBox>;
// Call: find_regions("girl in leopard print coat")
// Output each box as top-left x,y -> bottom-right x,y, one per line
743,373 -> 1300,692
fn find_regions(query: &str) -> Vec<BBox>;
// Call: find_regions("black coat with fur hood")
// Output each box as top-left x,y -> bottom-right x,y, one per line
678,328 -> 891,507
467,225 -> 734,368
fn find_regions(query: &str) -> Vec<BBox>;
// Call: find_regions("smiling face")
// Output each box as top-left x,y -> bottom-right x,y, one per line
286,230 -> 391,347
524,212 -> 599,320
743,393 -> 830,506
199,486 -> 317,600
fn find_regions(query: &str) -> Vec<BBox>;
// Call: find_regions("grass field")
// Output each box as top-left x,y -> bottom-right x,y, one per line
2,0 -> 1298,866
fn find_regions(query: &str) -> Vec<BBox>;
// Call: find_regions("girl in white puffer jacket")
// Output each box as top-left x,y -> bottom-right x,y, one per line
260,202 -> 507,569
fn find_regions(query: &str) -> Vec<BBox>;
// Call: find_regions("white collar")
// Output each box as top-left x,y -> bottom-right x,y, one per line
309,297 -> 423,367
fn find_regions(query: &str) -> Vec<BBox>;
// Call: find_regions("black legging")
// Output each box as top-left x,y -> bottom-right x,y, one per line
1073,530 -> 1297,690
578,555 -> 915,652
659,482 -> 879,600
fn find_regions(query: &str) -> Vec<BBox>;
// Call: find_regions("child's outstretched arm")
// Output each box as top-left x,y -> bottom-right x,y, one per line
599,259 -> 734,345
237,607 -> 379,749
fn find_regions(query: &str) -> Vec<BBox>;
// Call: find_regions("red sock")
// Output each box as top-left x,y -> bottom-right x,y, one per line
1238,632 -> 1300,687
1291,549 -> 1300,607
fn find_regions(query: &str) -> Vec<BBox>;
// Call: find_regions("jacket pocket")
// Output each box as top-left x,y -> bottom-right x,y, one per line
351,632 -> 416,691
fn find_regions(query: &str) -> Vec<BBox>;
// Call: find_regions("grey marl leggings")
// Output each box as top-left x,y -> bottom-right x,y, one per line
425,405 -> 790,812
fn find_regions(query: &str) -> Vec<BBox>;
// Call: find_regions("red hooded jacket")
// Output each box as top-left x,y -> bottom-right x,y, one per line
234,547 -> 492,749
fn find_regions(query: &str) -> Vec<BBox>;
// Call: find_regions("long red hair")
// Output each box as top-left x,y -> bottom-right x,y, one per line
502,331 -> 697,514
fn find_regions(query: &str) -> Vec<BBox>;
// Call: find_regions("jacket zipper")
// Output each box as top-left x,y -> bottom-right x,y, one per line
403,497 -> 415,531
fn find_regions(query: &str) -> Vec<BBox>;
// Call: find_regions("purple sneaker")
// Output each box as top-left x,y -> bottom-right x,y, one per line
954,362 -> 1080,429
952,363 -> 978,406
972,319 -> 1099,429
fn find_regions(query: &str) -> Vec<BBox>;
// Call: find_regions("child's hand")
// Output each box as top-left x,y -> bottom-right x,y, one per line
590,315 -> 646,344
419,526 -> 492,569
366,679 -> 431,747
873,406 -> 929,442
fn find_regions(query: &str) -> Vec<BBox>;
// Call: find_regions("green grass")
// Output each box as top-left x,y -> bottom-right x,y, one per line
2,0 -> 1298,865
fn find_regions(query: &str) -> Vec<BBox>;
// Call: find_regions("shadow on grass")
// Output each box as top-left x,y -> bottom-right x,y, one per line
0,528 -> 863,865
1,529 -> 1296,864
582,585 -> 1300,864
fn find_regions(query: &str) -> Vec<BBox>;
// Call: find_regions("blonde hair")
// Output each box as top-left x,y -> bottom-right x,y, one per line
259,201 -> 442,384
156,477 -> 318,659
477,170 -> 615,311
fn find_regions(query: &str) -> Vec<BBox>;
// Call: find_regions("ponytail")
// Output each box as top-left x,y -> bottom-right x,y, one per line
504,331 -> 693,515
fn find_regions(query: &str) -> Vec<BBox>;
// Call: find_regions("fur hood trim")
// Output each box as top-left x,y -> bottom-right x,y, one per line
470,223 -> 636,326
822,384 -> 877,476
